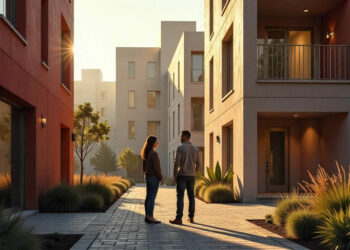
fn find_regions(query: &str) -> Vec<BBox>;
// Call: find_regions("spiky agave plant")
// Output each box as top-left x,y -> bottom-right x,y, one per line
199,162 -> 234,185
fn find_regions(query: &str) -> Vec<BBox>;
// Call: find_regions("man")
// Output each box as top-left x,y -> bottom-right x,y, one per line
170,130 -> 200,225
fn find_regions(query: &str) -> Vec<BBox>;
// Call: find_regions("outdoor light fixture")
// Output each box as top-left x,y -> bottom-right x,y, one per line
41,114 -> 47,128
326,31 -> 334,39
303,9 -> 309,13
216,135 -> 220,144
293,114 -> 299,118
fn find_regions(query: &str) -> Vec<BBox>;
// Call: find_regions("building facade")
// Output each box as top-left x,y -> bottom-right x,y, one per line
0,0 -> 74,209
74,69 -> 118,175
116,22 -> 199,176
168,32 -> 205,177
205,0 -> 350,202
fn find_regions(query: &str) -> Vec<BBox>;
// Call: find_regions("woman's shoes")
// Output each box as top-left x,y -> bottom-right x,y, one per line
145,217 -> 161,224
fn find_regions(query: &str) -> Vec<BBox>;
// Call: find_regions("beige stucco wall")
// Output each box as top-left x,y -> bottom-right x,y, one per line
168,32 -> 204,177
74,69 -> 118,174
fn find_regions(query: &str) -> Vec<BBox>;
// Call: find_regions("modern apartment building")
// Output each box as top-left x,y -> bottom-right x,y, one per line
168,32 -> 205,177
116,22 -> 198,176
74,69 -> 117,174
205,0 -> 350,202
0,0 -> 74,209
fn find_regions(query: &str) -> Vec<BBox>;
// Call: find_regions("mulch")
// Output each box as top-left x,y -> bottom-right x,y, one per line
38,234 -> 82,250
248,220 -> 327,250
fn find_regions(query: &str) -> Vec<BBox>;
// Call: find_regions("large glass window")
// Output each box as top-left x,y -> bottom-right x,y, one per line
147,91 -> 160,108
147,62 -> 156,79
128,62 -> 135,79
147,121 -> 160,137
222,26 -> 233,97
191,98 -> 204,131
41,0 -> 49,65
209,57 -> 214,110
0,0 -> 26,35
61,17 -> 72,90
128,91 -> 135,108
191,53 -> 204,82
128,121 -> 135,139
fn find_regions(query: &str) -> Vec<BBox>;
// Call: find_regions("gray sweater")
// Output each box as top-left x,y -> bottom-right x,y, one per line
173,142 -> 200,177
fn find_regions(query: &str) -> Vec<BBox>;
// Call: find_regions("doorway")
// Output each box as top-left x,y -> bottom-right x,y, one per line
60,127 -> 70,184
265,127 -> 289,193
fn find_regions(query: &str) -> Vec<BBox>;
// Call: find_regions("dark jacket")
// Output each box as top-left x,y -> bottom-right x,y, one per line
143,150 -> 163,180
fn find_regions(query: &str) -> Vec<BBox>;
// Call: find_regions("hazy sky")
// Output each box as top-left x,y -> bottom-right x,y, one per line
74,0 -> 204,81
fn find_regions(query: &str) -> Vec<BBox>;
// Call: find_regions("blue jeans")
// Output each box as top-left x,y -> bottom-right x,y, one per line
176,175 -> 195,220
145,176 -> 159,217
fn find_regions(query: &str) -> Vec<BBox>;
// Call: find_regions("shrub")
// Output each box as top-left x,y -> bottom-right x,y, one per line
119,179 -> 131,189
273,197 -> 311,227
285,210 -> 321,240
203,183 -> 234,203
113,182 -> 128,193
0,208 -> 41,250
39,185 -> 81,212
195,181 -> 206,197
198,185 -> 208,199
74,175 -> 122,186
312,183 -> 350,216
265,214 -> 273,224
126,178 -> 136,186
316,208 -> 350,249
80,193 -> 104,211
79,183 -> 114,204
111,186 -> 122,198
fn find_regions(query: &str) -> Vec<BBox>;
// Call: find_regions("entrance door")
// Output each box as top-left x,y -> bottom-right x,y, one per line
265,128 -> 289,193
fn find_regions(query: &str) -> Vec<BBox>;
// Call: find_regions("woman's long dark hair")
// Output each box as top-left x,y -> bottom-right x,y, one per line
141,136 -> 157,160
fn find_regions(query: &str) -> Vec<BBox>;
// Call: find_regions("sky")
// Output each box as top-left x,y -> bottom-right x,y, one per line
74,0 -> 205,81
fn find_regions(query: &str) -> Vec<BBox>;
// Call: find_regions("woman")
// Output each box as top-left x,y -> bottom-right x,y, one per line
141,136 -> 164,224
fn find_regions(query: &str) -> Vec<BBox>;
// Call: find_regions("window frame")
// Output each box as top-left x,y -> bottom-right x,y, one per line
128,61 -> 135,79
221,24 -> 234,100
147,62 -> 156,79
128,90 -> 135,109
209,57 -> 214,112
128,121 -> 135,139
147,90 -> 159,109
191,51 -> 204,83
191,97 -> 204,132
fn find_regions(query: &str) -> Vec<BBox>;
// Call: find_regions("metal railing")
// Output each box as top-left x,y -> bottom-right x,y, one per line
257,44 -> 350,81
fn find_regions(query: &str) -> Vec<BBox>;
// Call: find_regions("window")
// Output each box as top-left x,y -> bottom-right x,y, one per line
147,121 -> 160,137
191,52 -> 204,82
147,91 -> 160,108
209,57 -> 214,111
128,62 -> 135,79
222,123 -> 233,173
100,108 -> 107,117
172,111 -> 175,139
209,0 -> 214,37
168,81 -> 170,106
147,62 -> 156,79
128,121 -> 135,139
222,0 -> 230,11
100,91 -> 107,100
168,116 -> 170,142
191,98 -> 204,131
172,72 -> 175,99
177,61 -> 180,91
222,26 -> 233,97
0,0 -> 26,36
41,0 -> 49,65
198,147 -> 204,173
61,17 -> 72,90
209,133 -> 214,169
177,104 -> 180,135
128,91 -> 135,108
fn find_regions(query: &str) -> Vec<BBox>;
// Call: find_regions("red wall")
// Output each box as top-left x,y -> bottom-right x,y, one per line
322,0 -> 350,45
0,0 -> 74,209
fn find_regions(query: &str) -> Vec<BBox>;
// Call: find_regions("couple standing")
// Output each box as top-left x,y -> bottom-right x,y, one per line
141,130 -> 200,225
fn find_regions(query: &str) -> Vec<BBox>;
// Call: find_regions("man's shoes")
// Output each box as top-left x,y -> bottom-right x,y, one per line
188,217 -> 194,223
169,218 -> 183,225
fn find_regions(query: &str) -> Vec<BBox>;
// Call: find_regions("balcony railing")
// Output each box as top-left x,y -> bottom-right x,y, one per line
257,44 -> 350,82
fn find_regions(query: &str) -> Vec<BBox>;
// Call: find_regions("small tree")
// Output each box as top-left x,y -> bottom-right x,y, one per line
90,143 -> 118,175
117,147 -> 141,177
74,103 -> 110,184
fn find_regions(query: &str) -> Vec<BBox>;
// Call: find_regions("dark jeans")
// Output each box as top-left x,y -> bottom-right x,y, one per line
176,175 -> 195,220
145,176 -> 159,217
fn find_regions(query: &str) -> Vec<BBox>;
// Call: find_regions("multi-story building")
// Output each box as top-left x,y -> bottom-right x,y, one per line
74,69 -> 118,174
168,32 -> 205,177
116,22 -> 198,176
204,0 -> 350,202
0,0 -> 74,209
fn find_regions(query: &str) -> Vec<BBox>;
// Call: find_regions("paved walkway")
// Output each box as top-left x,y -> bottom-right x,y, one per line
24,185 -> 307,249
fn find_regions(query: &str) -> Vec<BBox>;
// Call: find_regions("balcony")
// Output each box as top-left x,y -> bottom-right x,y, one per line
257,44 -> 350,82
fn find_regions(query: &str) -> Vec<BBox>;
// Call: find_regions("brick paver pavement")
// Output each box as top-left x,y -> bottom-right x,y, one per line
88,185 -> 307,250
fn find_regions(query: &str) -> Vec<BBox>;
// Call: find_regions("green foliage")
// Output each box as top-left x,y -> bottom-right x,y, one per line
119,179 -> 132,189
80,193 -> 104,211
203,183 -> 234,203
199,162 -> 233,185
198,185 -> 208,198
265,214 -> 273,224
111,186 -> 122,198
312,183 -> 350,216
79,183 -> 114,204
113,182 -> 127,193
90,143 -> 118,175
0,208 -> 41,250
39,185 -> 82,212
194,180 -> 205,196
286,210 -> 321,240
126,178 -> 136,186
316,208 -> 350,250
117,147 -> 141,176
74,103 -> 111,184
273,197 -> 311,227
